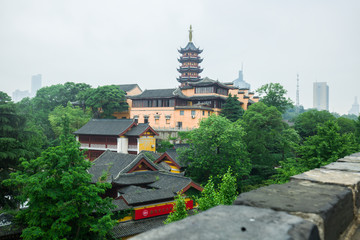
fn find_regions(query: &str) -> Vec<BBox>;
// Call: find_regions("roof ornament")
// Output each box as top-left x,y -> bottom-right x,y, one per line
189,25 -> 193,42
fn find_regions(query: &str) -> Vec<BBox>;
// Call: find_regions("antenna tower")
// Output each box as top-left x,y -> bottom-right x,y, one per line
296,74 -> 300,113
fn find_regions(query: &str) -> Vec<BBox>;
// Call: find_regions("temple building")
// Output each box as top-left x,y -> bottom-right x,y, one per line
88,150 -> 203,239
74,119 -> 158,160
115,26 -> 258,130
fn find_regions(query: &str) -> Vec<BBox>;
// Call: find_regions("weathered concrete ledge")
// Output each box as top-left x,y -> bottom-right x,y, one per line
133,153 -> 360,240
132,205 -> 320,240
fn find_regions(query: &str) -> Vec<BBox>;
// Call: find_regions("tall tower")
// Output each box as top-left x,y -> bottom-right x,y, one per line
31,74 -> 42,97
313,82 -> 329,111
348,97 -> 359,116
296,74 -> 300,113
177,25 -> 203,86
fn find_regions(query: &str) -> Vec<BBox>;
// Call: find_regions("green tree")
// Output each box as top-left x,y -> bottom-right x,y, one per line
242,102 -> 291,185
164,192 -> 188,224
0,92 -> 33,209
267,158 -> 306,184
84,85 -> 128,118
156,140 -> 174,153
256,83 -> 293,113
336,117 -> 356,135
48,102 -> 92,138
197,168 -> 238,211
5,119 -> 116,239
179,115 -> 251,186
298,121 -> 359,170
196,178 -> 220,211
220,93 -> 244,122
294,109 -> 335,140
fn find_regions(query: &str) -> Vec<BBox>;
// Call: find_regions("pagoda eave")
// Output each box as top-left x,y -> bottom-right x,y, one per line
178,57 -> 203,63
177,68 -> 203,74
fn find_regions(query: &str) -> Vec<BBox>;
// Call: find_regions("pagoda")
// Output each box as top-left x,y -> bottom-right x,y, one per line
177,25 -> 203,86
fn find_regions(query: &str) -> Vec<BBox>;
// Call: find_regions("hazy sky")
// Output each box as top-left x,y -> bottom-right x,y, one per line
1,0 -> 359,114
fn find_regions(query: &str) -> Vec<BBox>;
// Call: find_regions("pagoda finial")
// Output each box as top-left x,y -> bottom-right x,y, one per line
189,25 -> 193,42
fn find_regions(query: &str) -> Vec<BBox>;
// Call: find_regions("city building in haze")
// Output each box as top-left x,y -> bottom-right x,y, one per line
348,97 -> 359,116
313,82 -> 329,111
12,89 -> 30,102
232,69 -> 250,90
31,74 -> 42,97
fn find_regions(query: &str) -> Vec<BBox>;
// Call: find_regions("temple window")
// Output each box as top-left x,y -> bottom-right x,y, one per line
195,87 -> 215,94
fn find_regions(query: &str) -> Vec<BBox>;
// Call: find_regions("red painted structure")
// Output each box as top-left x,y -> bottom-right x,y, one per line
134,200 -> 194,220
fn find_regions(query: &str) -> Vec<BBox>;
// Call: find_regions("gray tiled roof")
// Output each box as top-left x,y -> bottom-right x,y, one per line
139,151 -> 161,162
148,172 -> 192,193
88,150 -> 137,183
158,161 -> 171,171
112,199 -> 131,211
74,119 -> 135,136
117,84 -> 140,93
118,185 -> 148,194
121,189 -> 175,205
125,123 -> 151,136
179,42 -> 202,53
118,153 -> 160,174
189,77 -> 235,89
165,149 -> 182,167
130,88 -> 188,99
112,215 -> 167,239
114,171 -> 158,185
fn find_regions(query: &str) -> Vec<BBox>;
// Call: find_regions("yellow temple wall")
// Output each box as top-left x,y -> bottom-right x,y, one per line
139,135 -> 156,152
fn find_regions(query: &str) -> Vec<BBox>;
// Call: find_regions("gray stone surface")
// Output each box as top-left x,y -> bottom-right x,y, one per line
322,162 -> 360,172
132,205 -> 320,240
291,168 -> 360,210
337,156 -> 360,163
234,181 -> 353,240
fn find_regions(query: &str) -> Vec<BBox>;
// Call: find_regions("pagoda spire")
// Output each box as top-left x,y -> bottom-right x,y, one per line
189,25 -> 193,42
177,26 -> 203,86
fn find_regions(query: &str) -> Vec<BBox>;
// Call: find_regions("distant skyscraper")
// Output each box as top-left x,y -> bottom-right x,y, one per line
31,74 -> 42,97
313,82 -> 329,111
233,69 -> 250,89
348,97 -> 359,116
12,89 -> 30,102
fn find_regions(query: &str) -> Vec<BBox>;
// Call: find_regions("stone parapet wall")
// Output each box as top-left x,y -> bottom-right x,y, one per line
132,152 -> 360,240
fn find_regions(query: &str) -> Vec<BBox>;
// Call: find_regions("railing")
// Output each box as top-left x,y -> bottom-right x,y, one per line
128,145 -> 137,150
80,143 -> 117,150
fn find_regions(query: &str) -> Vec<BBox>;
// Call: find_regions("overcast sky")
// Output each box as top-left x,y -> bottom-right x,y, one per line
1,0 -> 359,114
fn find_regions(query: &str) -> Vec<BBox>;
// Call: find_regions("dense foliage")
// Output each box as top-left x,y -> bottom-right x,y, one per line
4,120 -> 116,239
164,192 -> 188,224
220,93 -> 244,122
0,92 -> 43,209
179,115 -> 251,186
197,168 -> 238,211
256,83 -> 293,113
82,85 -> 128,118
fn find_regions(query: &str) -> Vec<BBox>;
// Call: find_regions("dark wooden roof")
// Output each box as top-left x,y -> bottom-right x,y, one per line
130,88 -> 188,100
114,171 -> 158,185
178,42 -> 203,53
117,84 -> 141,93
88,150 -> 138,183
147,172 -> 192,193
112,199 -> 131,211
120,189 -> 175,205
125,123 -> 158,136
74,119 -> 135,136
189,77 -> 236,89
